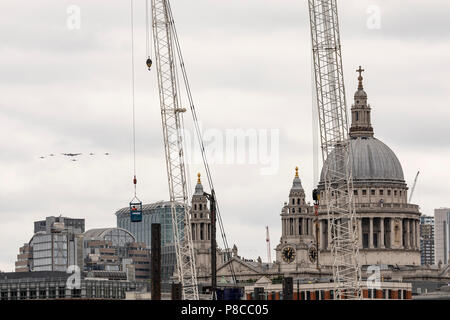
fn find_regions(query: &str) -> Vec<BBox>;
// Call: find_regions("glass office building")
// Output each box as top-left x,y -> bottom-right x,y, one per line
116,201 -> 185,247
115,201 -> 185,284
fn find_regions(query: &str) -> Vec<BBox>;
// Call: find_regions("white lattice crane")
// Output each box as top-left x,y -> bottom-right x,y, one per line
308,0 -> 362,299
149,0 -> 237,299
151,0 -> 198,300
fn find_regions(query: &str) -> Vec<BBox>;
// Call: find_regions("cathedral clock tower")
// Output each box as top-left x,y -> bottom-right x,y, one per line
276,167 -> 317,272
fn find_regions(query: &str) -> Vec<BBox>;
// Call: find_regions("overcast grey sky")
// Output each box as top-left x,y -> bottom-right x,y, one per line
1,0 -> 450,271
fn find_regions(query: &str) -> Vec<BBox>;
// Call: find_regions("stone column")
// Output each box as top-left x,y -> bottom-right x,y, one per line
369,218 -> 374,249
319,219 -> 323,250
416,220 -> 420,249
358,219 -> 363,248
294,218 -> 298,236
411,220 -> 415,249
406,219 -> 410,249
390,219 -> 395,249
380,218 -> 385,248
328,220 -> 332,250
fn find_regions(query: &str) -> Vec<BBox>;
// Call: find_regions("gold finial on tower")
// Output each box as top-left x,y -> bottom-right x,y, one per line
295,166 -> 299,178
197,173 -> 201,184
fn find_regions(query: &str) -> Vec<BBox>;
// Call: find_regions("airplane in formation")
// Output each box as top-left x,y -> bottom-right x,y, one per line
61,153 -> 82,157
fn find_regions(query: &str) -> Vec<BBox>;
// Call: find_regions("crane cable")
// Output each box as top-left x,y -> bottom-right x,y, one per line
166,1 -> 237,283
145,0 -> 153,60
130,0 -> 138,197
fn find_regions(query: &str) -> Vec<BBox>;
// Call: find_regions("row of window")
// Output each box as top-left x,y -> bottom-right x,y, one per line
354,189 -> 405,197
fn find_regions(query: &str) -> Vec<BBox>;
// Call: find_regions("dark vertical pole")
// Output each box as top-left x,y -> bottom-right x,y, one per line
151,223 -> 161,300
313,189 -> 321,272
283,277 -> 293,300
171,282 -> 182,300
210,189 -> 217,300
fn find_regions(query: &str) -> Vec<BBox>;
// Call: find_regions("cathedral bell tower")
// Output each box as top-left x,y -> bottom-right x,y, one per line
350,66 -> 374,138
276,167 -> 316,272
190,173 -> 212,277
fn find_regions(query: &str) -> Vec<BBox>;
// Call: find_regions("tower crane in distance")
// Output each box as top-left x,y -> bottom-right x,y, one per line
409,171 -> 420,203
308,0 -> 362,299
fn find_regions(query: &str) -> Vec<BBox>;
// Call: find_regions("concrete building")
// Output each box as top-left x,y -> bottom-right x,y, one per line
34,216 -> 85,234
15,244 -> 32,272
243,277 -> 413,300
420,216 -> 435,266
83,228 -> 151,280
435,208 -> 450,265
0,271 -> 146,300
19,217 -> 85,272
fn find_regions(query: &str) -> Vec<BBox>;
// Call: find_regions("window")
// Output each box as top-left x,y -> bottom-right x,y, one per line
297,198 -> 300,205
292,199 -> 295,205
388,190 -> 391,196
354,190 -> 358,196
379,190 -> 384,196
394,190 -> 397,196
292,208 -> 295,214
362,190 -> 367,196
371,190 -> 376,196
194,204 -> 197,210
39,289 -> 47,299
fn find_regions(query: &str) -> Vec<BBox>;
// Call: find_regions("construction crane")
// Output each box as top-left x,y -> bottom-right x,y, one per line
409,171 -> 420,203
151,0 -> 198,300
150,0 -> 236,299
266,226 -> 271,263
308,0 -> 362,299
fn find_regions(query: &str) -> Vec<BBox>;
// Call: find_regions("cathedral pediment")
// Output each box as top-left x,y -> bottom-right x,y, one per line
217,257 -> 263,276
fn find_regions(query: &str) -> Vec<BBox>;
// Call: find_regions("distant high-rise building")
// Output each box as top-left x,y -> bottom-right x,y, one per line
14,216 -> 85,273
34,216 -> 85,234
420,216 -> 435,266
435,208 -> 450,265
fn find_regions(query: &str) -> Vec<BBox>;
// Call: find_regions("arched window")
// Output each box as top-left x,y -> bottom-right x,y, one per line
292,208 -> 295,214
194,204 -> 197,210
199,204 -> 202,210
297,198 -> 300,205
292,199 -> 295,205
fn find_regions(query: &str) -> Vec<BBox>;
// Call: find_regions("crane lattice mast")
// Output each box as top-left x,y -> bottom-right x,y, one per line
409,171 -> 420,203
308,0 -> 362,299
151,0 -> 198,300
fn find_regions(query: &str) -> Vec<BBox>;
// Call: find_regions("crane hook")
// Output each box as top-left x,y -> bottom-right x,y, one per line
146,58 -> 152,71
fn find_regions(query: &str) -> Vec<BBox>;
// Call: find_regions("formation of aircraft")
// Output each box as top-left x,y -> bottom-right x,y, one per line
38,152 -> 111,161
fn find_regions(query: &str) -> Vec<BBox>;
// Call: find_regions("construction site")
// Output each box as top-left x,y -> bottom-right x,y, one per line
2,0 -> 450,304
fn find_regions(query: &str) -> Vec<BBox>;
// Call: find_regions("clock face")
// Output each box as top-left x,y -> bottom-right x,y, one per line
282,246 -> 296,264
308,245 -> 318,263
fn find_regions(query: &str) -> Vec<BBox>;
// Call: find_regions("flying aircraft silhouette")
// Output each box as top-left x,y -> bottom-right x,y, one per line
62,153 -> 82,157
